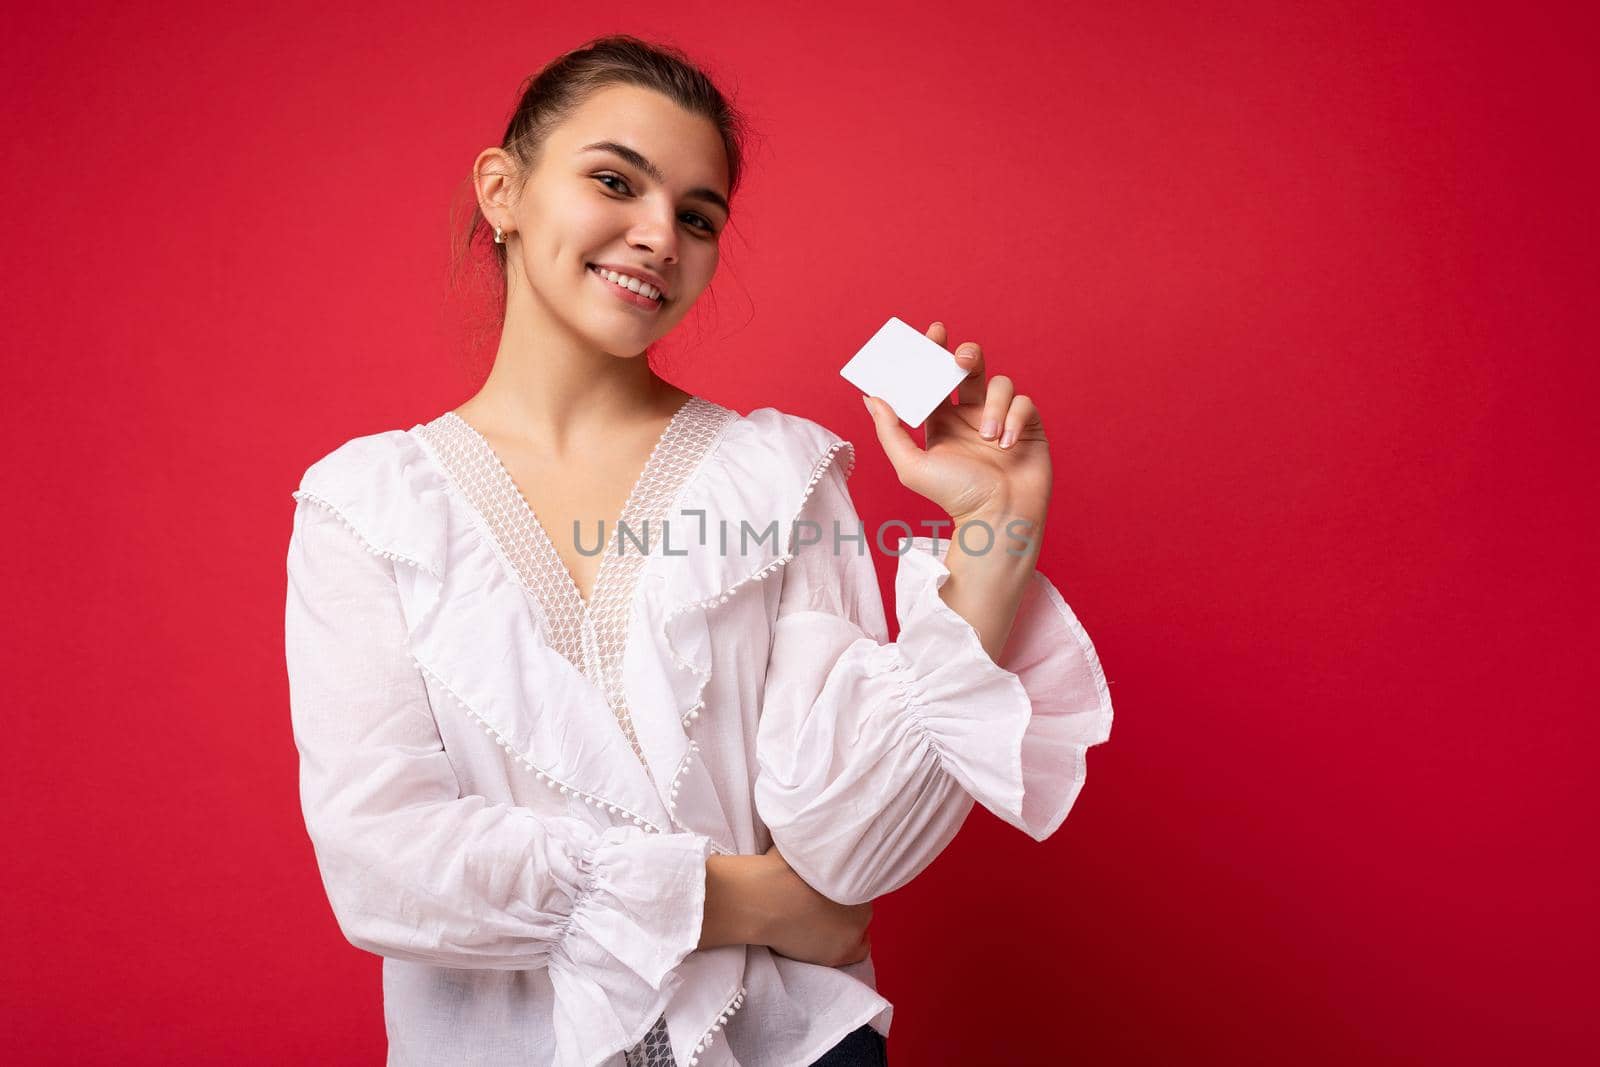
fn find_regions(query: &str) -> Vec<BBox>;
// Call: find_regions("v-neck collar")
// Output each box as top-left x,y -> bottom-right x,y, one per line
445,395 -> 699,613
414,395 -> 739,765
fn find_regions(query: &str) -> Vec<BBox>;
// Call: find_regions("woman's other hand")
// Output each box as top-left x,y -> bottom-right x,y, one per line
750,844 -> 873,967
697,846 -> 873,966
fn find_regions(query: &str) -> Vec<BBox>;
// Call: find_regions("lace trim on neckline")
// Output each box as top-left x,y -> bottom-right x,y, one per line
415,397 -> 737,765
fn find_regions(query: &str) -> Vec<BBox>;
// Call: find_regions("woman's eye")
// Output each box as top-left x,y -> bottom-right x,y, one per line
595,174 -> 718,235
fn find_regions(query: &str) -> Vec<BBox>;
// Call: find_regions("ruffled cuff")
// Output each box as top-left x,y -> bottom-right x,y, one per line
890,536 -> 1114,841
546,825 -> 713,1067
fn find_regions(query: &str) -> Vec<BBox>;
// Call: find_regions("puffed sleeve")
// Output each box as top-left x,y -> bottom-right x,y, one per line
753,460 -> 1114,906
285,496 -> 712,1055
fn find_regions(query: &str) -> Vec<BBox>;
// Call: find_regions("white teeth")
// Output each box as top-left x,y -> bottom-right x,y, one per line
594,266 -> 662,302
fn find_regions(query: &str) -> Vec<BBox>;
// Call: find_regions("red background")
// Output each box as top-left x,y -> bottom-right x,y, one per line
5,1 -> 1595,1062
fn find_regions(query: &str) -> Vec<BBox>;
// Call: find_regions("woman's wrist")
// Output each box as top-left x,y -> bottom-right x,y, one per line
698,855 -> 737,949
938,508 -> 1043,662
698,853 -> 775,949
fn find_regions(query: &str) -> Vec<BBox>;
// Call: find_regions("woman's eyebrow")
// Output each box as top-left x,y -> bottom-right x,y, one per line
579,140 -> 730,216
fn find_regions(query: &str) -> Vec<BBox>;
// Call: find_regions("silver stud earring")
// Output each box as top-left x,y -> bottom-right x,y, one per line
493,223 -> 507,244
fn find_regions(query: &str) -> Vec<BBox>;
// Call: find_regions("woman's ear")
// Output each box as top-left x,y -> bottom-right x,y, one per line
473,146 -> 517,224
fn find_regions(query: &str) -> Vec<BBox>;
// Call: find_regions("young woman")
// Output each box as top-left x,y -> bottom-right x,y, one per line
284,34 -> 1112,1067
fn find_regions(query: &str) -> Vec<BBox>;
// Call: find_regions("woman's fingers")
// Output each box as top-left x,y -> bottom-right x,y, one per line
954,340 -> 987,408
927,321 -> 988,409
999,393 -> 1040,449
979,374 -> 1015,441
926,323 -> 1032,451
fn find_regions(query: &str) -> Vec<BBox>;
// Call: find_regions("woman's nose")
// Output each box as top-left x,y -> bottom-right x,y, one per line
630,204 -> 679,259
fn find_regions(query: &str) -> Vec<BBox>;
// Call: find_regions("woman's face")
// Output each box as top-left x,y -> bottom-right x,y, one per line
487,83 -> 731,357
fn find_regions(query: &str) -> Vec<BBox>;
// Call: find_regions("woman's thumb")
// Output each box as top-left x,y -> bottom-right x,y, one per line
861,395 -> 922,477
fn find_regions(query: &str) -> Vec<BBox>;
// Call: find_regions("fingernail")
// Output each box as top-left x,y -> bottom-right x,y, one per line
981,419 -> 997,439
1000,429 -> 1016,448
862,396 -> 873,412
931,321 -> 943,331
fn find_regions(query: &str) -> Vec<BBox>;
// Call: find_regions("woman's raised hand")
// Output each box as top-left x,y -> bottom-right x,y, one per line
860,322 -> 1053,531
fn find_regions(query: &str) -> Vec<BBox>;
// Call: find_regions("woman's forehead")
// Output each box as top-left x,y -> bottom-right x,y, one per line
554,87 -> 729,188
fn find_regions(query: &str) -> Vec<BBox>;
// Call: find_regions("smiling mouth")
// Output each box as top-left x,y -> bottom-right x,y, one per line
586,263 -> 666,308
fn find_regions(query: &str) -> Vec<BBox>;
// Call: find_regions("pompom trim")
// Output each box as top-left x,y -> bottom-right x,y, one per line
685,984 -> 747,1066
292,488 -> 438,576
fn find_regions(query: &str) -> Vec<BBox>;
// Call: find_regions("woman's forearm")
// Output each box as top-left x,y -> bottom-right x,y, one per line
937,508 -> 1044,663
697,854 -> 763,949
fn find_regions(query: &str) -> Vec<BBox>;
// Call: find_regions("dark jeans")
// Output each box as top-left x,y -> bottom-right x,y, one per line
808,1024 -> 888,1067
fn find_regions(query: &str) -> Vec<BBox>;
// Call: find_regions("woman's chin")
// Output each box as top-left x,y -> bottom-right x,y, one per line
559,309 -> 651,357
588,330 -> 655,360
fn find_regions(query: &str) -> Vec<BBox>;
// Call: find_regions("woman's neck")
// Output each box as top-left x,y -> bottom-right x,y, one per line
461,282 -> 691,453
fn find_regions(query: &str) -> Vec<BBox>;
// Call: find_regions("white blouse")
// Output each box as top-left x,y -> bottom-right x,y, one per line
284,397 -> 1113,1067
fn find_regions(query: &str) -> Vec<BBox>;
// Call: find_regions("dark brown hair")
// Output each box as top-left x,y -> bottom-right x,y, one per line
448,34 -> 753,366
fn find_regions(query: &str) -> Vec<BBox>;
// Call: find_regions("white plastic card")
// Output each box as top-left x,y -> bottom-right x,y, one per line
838,316 -> 969,428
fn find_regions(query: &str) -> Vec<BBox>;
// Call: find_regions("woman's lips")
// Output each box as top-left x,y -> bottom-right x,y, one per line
587,264 -> 663,312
